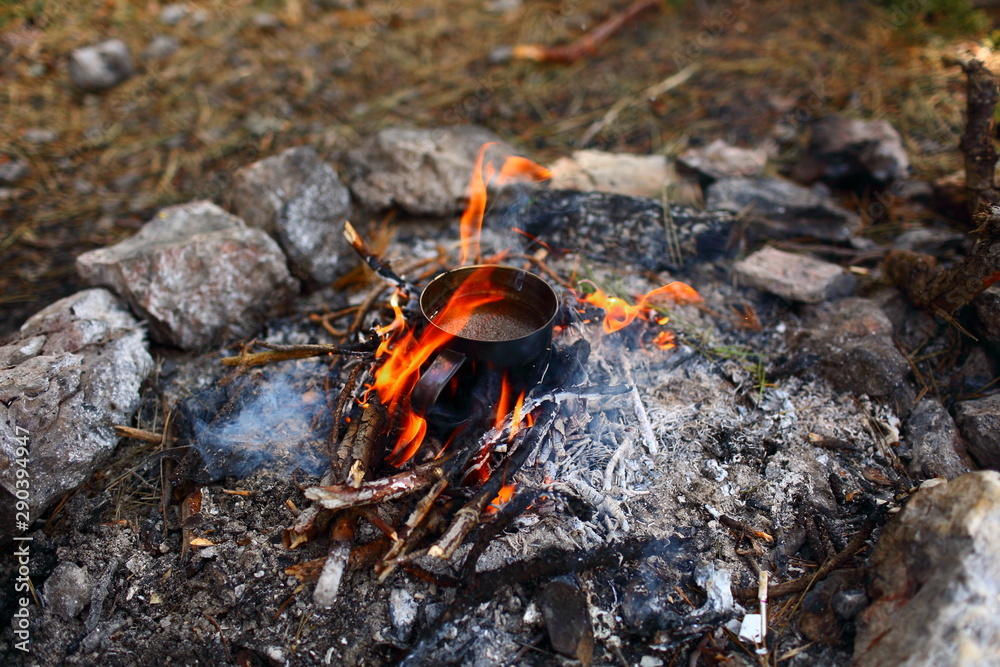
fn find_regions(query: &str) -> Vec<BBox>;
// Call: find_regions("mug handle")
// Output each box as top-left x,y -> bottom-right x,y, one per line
410,348 -> 467,416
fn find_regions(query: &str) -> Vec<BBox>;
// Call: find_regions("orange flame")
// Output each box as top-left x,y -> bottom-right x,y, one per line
460,145 -> 551,266
374,267 -> 506,466
375,291 -> 406,358
581,280 -> 701,334
509,389 -> 526,443
653,330 -> 676,350
486,483 -> 517,514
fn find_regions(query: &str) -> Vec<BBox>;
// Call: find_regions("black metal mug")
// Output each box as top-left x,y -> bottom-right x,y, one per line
410,265 -> 558,416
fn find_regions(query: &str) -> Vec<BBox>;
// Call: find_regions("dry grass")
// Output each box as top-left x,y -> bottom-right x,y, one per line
0,0 -> 995,334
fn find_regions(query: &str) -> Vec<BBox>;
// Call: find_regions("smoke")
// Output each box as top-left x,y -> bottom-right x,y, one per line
192,372 -> 330,479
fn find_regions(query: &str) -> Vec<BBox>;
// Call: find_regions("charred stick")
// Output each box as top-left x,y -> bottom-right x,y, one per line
304,459 -> 447,511
378,478 -> 450,581
459,488 -> 542,579
720,515 -> 775,544
885,60 -> 1000,315
734,517 -> 877,602
490,0 -> 659,64
359,506 -> 399,541
330,361 -> 367,447
429,402 -> 558,560
954,58 -> 1000,216
347,395 -> 388,487
284,470 -> 336,550
221,341 -> 375,367
344,221 -> 419,295
350,284 -> 391,335
313,510 -> 360,606
286,537 -> 392,583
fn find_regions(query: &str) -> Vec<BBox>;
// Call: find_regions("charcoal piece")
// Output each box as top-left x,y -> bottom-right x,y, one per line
538,577 -> 594,665
509,189 -> 736,271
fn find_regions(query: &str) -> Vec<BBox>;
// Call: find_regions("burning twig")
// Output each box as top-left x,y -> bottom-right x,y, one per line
720,515 -> 775,544
344,395 -> 388,487
344,221 -> 419,295
489,0 -> 660,65
304,459 -> 447,511
221,340 -> 376,367
329,361 -> 367,451
429,402 -> 559,560
459,489 -> 542,578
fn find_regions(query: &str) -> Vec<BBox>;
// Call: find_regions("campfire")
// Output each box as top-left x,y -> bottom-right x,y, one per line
258,144 -> 703,608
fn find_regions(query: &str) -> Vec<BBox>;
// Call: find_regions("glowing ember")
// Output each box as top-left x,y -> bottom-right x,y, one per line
653,330 -> 676,350
485,483 -> 517,514
581,280 -> 701,334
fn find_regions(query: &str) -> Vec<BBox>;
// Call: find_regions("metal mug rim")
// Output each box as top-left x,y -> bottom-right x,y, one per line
418,264 -> 558,345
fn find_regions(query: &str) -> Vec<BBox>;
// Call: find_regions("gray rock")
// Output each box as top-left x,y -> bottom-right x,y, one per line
973,285 -> 1000,345
345,126 -> 515,216
0,158 -> 29,185
230,147 -> 353,284
23,128 -> 57,144
76,201 -> 299,349
734,246 -> 856,303
792,298 -> 913,406
68,39 -> 134,93
252,12 -> 283,30
0,289 -> 152,537
143,35 -> 179,61
43,562 -> 93,620
159,3 -> 188,25
796,116 -> 910,184
677,139 -> 769,181
706,176 -> 861,242
855,472 -> 1000,666
891,227 -> 968,256
901,398 -> 972,480
955,394 -> 1000,470
547,150 -> 678,198
515,189 -> 736,272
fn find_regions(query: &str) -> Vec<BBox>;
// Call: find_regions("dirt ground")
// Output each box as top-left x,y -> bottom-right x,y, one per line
0,0 -> 996,336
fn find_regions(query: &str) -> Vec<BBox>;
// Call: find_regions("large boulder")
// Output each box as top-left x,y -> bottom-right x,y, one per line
230,146 -> 354,285
344,126 -> 516,216
0,289 -> 152,539
77,201 -> 299,350
855,472 -> 1000,666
